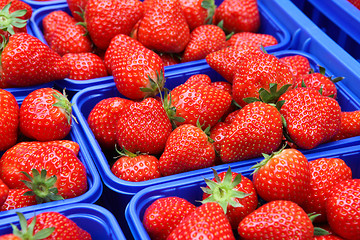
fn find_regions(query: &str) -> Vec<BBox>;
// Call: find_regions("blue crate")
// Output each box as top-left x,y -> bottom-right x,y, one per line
22,0 -> 66,9
0,92 -> 103,220
71,49 -> 360,238
290,0 -> 360,63
0,203 -> 126,240
125,144 -> 360,240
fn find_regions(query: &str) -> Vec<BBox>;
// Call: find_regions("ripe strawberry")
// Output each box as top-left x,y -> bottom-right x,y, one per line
0,0 -> 32,20
220,101 -> 283,163
157,52 -> 181,66
232,52 -> 294,107
0,178 -> 9,208
135,0 -> 190,53
1,33 -> 70,87
159,123 -> 215,176
143,196 -> 196,240
67,0 -> 88,22
238,200 -> 315,240
169,75 -> 232,128
252,148 -> 311,205
19,88 -> 72,142
178,0 -> 216,31
205,44 -> 264,83
202,167 -> 258,229
167,202 -> 235,239
111,44 -> 165,100
62,52 -> 108,80
326,179 -> 360,240
42,10 -> 74,45
0,89 -> 19,152
116,97 -> 172,155
279,87 -> 341,149
227,32 -> 278,48
279,54 -> 311,81
111,149 -> 161,182
302,158 -> 352,223
214,0 -> 260,33
88,97 -> 133,150
43,140 -> 80,156
1,189 -> 37,211
181,24 -> 226,63
29,212 -> 92,239
85,0 -> 143,50
331,110 -> 360,141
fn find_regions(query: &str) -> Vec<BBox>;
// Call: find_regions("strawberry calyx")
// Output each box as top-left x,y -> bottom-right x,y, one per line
307,213 -> 331,236
201,167 -> 252,214
317,65 -> 344,83
114,146 -> 138,158
243,83 -> 292,107
20,169 -> 64,204
162,88 -> 185,129
52,89 -> 73,125
140,69 -> 166,99
201,0 -> 216,25
0,2 -> 27,35
11,212 -> 55,240
251,144 -> 287,174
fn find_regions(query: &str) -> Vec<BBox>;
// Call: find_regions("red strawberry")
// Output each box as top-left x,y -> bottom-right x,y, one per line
63,52 -> 108,80
178,0 -> 216,31
1,189 -> 37,211
29,212 -> 92,239
252,148 -> 311,205
220,101 -> 283,163
135,0 -> 190,53
0,89 -> 19,152
43,140 -> 80,156
87,97 -> 133,150
143,196 -> 196,240
214,0 -> 260,33
205,44 -> 264,83
238,200 -> 315,240
331,110 -> 360,141
0,0 -> 32,20
85,0 -> 143,50
302,158 -> 352,223
227,32 -> 278,48
209,121 -> 230,154
157,52 -> 181,66
159,123 -> 215,176
167,202 -> 235,239
19,88 -> 72,142
111,149 -> 161,182
202,167 -> 258,229
67,0 -> 88,22
0,178 -> 9,208
326,179 -> 360,240
116,97 -> 172,155
1,33 -> 70,87
279,87 -> 341,149
181,24 -> 226,63
279,54 -> 311,81
42,11 -> 74,45
232,52 -> 294,107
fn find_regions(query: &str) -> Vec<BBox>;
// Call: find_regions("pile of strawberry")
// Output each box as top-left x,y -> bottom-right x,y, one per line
142,152 -> 360,240
0,88 -> 88,211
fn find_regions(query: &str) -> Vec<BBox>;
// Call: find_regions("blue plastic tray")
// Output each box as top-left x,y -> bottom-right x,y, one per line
125,144 -> 360,240
22,0 -> 66,9
0,203 -> 126,240
0,93 -> 103,220
290,0 -> 360,63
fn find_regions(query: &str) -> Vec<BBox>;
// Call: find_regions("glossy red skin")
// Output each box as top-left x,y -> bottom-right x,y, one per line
227,32 -> 278,48
143,196 -> 196,240
0,178 -> 9,208
279,54 -> 311,81
332,110 -> 360,141
209,121 -> 230,153
67,0 -> 89,21
43,11 -> 74,44
296,72 -> 338,98
1,189 -> 37,211
178,0 -> 210,31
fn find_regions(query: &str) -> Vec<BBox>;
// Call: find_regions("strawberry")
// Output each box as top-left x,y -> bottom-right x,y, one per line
111,44 -> 165,100
0,0 -> 32,20
279,87 -> 341,149
331,110 -> 360,141
252,148 -> 311,205
169,75 -> 232,128
178,0 -> 216,31
116,97 -> 172,155
67,0 -> 88,22
205,44 -> 264,83
209,121 -> 230,154
157,52 -> 181,66
42,11 -> 74,45
202,167 -> 258,229
0,178 -> 9,208
220,101 -> 283,163
0,89 -> 19,152
302,158 -> 352,223
1,33 -> 70,87
167,202 -> 235,239
19,88 -> 72,142
1,189 -> 37,211
0,1 -> 30,40
238,200 -> 315,240
62,52 -> 108,80
232,52 -> 294,107
214,0 -> 260,33
29,212 -> 92,239
181,24 -> 226,63
227,32 -> 278,48
111,149 -> 161,182
84,0 -> 143,50
87,97 -> 133,150
224,109 -> 240,124
143,196 -> 196,240
43,140 -> 80,156
279,54 -> 311,81
159,123 -> 215,176
135,0 -> 190,53
326,179 -> 360,240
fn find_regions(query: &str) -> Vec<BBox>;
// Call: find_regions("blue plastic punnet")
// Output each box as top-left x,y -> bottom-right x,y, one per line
22,0 -> 67,9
